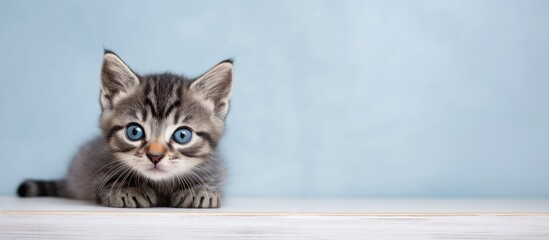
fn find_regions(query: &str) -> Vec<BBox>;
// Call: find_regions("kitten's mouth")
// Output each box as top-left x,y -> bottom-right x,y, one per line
147,166 -> 166,172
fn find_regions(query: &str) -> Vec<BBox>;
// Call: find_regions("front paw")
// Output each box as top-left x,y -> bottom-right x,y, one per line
98,186 -> 158,208
171,189 -> 221,208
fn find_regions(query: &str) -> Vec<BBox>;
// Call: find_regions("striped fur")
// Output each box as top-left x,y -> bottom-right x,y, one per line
17,180 -> 65,197
17,51 -> 232,208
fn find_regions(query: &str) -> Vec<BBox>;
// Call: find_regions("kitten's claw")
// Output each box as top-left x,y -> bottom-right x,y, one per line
171,189 -> 221,208
98,186 -> 157,208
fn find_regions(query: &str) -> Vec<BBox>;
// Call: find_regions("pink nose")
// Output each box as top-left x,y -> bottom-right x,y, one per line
146,153 -> 164,164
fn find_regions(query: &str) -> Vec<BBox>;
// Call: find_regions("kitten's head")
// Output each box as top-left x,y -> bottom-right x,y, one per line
99,50 -> 232,181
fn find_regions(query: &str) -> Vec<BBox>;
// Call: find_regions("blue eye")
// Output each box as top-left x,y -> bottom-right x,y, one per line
126,123 -> 144,141
172,127 -> 192,144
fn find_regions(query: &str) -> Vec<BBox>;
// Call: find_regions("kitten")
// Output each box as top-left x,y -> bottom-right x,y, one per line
17,50 -> 232,208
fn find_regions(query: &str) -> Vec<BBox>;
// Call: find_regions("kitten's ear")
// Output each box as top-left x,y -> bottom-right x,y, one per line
100,51 -> 140,110
191,60 -> 233,119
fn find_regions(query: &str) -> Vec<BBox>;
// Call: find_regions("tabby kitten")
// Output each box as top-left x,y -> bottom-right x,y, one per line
17,50 -> 232,208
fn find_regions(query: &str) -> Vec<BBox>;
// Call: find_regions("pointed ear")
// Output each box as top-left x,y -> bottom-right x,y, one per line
100,51 -> 140,110
191,60 -> 233,119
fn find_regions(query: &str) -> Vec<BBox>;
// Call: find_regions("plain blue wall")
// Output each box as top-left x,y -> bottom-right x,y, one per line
1,0 -> 548,197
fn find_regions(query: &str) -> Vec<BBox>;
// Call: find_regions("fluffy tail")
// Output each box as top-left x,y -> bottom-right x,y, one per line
17,179 -> 65,197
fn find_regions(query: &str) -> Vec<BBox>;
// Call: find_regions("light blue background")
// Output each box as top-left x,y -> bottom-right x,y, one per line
1,0 -> 548,197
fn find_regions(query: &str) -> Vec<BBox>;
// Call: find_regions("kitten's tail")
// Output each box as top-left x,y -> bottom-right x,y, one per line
17,179 -> 66,197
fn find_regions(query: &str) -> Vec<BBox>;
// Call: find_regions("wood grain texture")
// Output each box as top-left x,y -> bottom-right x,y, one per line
1,197 -> 548,239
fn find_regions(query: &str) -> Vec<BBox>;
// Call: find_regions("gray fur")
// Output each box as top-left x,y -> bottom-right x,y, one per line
17,51 -> 232,208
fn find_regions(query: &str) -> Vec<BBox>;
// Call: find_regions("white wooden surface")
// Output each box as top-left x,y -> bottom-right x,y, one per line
1,197 -> 549,239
